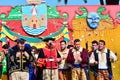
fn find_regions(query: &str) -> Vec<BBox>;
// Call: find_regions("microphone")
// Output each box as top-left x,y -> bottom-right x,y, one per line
49,43 -> 52,46
49,43 -> 52,50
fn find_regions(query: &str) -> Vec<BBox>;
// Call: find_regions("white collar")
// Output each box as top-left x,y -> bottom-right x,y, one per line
96,48 -> 107,53
72,47 -> 83,52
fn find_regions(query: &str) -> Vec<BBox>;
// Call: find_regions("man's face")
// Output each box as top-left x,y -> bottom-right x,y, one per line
87,12 -> 101,29
18,43 -> 25,51
74,41 -> 80,50
31,49 -> 37,54
92,43 -> 98,51
98,42 -> 105,50
3,49 -> 8,54
46,40 -> 54,47
60,42 -> 66,50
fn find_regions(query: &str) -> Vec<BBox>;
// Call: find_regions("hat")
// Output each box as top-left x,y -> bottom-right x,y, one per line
2,44 -> 9,49
42,37 -> 55,42
15,38 -> 26,43
15,38 -> 20,42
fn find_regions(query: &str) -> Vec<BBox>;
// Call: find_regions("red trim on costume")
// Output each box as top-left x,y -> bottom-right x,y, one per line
37,58 -> 45,68
43,46 -> 58,69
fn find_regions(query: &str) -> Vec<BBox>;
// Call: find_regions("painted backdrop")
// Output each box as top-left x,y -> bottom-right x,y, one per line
0,5 -> 120,80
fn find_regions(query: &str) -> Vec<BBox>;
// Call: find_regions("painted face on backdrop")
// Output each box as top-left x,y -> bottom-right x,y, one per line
87,12 -> 101,29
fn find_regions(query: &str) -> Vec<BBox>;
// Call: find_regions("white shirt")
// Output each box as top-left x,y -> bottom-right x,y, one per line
59,49 -> 69,69
89,48 -> 117,69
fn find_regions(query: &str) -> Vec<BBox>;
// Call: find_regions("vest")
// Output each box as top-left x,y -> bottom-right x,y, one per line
67,48 -> 89,67
93,49 -> 112,76
43,47 -> 58,69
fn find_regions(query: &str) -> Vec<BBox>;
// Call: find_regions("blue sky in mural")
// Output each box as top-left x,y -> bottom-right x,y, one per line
0,0 -> 104,6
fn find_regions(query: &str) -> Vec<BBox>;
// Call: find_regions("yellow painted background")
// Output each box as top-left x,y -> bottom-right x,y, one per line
72,18 -> 120,80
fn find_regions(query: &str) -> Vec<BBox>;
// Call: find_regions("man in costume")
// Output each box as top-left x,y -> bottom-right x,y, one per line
58,40 -> 71,80
0,44 -> 10,80
9,38 -> 33,80
37,37 -> 61,80
89,40 -> 98,80
89,40 -> 98,56
89,40 -> 117,80
66,39 -> 89,80
29,46 -> 38,80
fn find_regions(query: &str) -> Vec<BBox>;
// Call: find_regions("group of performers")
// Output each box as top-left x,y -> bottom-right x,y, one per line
0,37 -> 117,80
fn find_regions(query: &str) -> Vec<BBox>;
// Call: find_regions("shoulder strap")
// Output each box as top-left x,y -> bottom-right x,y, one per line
56,49 -> 61,58
106,49 -> 113,76
107,49 -> 110,56
106,49 -> 110,60
93,50 -> 98,61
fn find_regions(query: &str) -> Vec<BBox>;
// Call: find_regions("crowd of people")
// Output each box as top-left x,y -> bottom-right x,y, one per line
0,37 -> 117,80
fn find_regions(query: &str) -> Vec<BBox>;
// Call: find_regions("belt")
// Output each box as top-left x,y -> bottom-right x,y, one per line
74,64 -> 81,68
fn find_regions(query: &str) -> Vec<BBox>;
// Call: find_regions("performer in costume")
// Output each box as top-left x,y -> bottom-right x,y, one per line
58,40 -> 71,80
9,38 -> 33,80
88,40 -> 98,80
89,40 -> 117,80
1,44 -> 10,80
89,40 -> 98,56
29,46 -> 38,80
66,39 -> 89,80
37,37 -> 61,80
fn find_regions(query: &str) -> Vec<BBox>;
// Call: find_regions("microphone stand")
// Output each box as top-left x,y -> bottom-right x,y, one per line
49,43 -> 52,80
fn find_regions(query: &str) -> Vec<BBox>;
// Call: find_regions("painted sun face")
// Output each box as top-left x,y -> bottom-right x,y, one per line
87,12 -> 101,29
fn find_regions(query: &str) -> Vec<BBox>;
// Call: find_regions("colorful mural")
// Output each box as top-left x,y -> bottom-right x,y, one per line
0,5 -> 120,80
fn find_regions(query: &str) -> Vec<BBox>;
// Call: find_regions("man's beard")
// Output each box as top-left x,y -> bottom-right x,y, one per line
61,47 -> 66,51
75,47 -> 80,51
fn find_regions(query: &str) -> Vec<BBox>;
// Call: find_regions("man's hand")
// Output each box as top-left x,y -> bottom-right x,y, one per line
74,54 -> 82,62
56,58 -> 62,62
109,56 -> 114,62
94,61 -> 98,65
77,56 -> 82,62
24,51 -> 29,59
62,54 -> 68,60
16,52 -> 21,57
